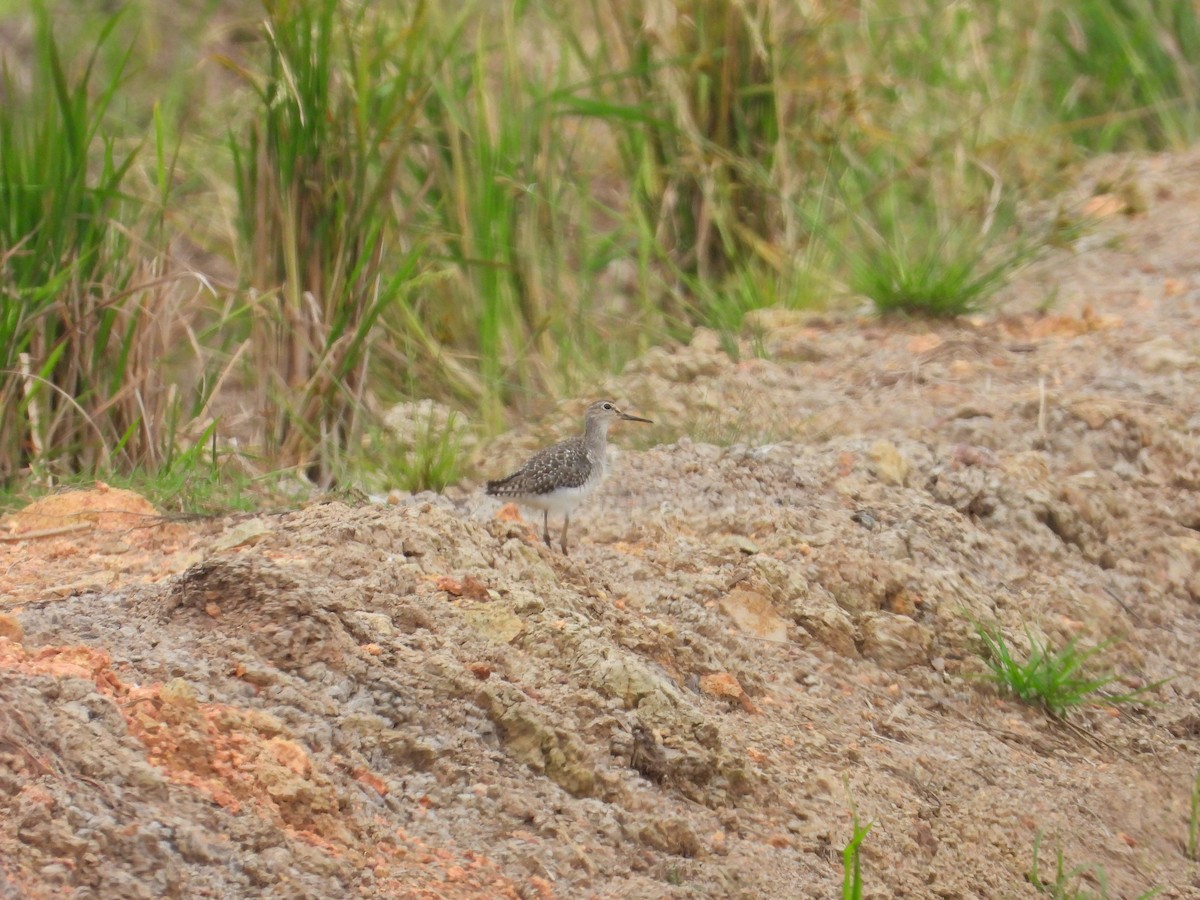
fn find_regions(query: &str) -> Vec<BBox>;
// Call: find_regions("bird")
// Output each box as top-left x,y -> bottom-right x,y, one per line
485,400 -> 653,555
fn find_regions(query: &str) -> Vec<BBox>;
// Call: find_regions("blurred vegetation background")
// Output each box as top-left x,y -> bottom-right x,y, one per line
1,0 -> 1197,503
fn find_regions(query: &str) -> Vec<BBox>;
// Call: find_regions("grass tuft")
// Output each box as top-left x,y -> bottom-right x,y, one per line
835,156 -> 1042,318
848,221 -> 1036,318
380,407 -> 465,495
974,622 -> 1164,718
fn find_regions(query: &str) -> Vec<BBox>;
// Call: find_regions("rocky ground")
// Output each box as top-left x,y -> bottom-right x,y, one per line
3,149 -> 1200,899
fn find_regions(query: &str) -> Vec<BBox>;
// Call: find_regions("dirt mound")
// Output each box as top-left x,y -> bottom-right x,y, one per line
0,484 -> 202,603
4,150 -> 1200,897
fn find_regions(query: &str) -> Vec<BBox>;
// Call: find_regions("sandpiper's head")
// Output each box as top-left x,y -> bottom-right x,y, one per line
585,399 -> 653,430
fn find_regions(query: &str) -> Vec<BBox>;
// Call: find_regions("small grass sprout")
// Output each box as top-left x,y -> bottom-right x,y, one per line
840,787 -> 873,900
1028,831 -> 1161,899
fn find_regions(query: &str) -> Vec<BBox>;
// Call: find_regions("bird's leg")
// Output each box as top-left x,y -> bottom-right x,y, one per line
542,511 -> 552,548
560,514 -> 570,555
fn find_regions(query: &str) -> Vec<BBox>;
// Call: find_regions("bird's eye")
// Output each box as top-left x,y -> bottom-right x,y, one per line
602,403 -> 613,410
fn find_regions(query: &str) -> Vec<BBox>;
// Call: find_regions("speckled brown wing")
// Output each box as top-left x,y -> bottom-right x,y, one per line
486,437 -> 592,496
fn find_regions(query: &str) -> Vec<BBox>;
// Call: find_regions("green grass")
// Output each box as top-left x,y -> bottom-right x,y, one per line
974,622 -> 1163,719
372,406 -> 466,495
1046,0 -> 1200,152
0,450 -> 269,518
0,4 -> 176,479
413,3 -> 574,425
1027,831 -> 1162,899
604,0 -> 787,284
690,258 -> 830,354
846,212 -> 1037,318
226,0 -> 431,486
834,152 -> 1045,320
4,0 -> 1200,490
408,2 -> 680,425
841,812 -> 872,900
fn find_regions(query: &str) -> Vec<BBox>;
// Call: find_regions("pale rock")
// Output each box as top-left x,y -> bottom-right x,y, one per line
860,613 -> 932,670
869,440 -> 910,487
212,518 -> 274,552
589,647 -> 686,709
1133,336 -> 1193,373
795,604 -> 858,658
476,681 -> 596,797
461,603 -> 525,644
719,587 -> 790,643
348,611 -> 396,640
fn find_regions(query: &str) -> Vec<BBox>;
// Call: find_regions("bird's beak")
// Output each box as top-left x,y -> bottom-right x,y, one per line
620,411 -> 653,424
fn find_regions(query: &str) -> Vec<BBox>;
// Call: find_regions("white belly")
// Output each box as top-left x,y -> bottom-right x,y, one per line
516,481 -> 598,516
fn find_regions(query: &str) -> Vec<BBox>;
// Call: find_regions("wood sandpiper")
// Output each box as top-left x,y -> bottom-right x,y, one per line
486,400 -> 653,554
